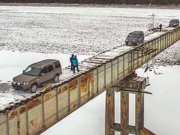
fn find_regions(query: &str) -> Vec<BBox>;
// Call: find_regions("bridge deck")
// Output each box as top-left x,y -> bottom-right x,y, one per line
0,31 -> 166,111
0,26 -> 179,135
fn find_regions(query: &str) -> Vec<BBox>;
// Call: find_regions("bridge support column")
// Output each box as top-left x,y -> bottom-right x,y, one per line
105,87 -> 115,135
105,74 -> 155,135
135,93 -> 144,135
121,92 -> 129,135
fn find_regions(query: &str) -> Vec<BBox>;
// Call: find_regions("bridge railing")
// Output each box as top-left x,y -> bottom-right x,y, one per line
0,27 -> 180,135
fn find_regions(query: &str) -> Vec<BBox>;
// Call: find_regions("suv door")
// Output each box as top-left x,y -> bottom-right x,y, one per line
40,65 -> 55,84
39,66 -> 49,84
54,61 -> 62,74
46,65 -> 55,80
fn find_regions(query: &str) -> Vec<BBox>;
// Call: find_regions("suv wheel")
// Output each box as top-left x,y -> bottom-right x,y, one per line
54,74 -> 60,83
31,84 -> 38,93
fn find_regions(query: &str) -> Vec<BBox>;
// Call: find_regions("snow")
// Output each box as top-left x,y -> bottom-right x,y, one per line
0,50 -> 90,110
0,5 -> 180,18
0,5 -> 178,55
0,5 -> 179,135
42,66 -> 180,135
145,31 -> 166,41
155,40 -> 180,65
43,93 -> 106,135
137,66 -> 180,135
0,50 -> 90,82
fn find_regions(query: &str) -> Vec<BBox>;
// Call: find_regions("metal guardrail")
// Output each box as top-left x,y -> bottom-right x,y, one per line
0,27 -> 179,135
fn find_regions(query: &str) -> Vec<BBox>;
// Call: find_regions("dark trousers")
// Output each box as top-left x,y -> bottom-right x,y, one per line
72,65 -> 79,73
71,64 -> 73,70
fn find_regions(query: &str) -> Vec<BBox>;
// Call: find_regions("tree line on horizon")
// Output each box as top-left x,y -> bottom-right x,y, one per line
0,0 -> 180,4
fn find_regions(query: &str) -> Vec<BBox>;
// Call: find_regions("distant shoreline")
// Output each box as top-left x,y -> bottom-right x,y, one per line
0,3 -> 180,9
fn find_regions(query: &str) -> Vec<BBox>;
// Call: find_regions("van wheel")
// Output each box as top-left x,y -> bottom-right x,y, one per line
31,84 -> 38,93
54,74 -> 60,83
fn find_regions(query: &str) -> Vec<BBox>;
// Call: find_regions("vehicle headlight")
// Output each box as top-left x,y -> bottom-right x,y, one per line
23,82 -> 28,85
17,82 -> 21,85
12,81 -> 16,84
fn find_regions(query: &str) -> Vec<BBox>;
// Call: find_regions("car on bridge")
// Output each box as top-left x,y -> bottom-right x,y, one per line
125,31 -> 144,46
169,19 -> 179,27
12,59 -> 62,93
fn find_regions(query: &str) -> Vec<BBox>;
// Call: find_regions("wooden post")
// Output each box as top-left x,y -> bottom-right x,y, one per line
25,105 -> 29,135
105,75 -> 155,135
117,57 -> 120,79
77,78 -> 81,106
121,92 -> 129,135
68,86 -> 70,113
136,93 -> 144,135
97,68 -> 99,93
42,94 -> 45,129
105,87 -> 115,135
104,64 -> 107,88
55,88 -> 59,121
123,55 -> 125,78
111,62 -> 113,84
6,111 -> 10,135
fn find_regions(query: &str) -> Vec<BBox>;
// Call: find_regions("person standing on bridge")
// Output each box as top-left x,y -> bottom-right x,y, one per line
159,24 -> 162,31
70,54 -> 74,71
71,55 -> 79,73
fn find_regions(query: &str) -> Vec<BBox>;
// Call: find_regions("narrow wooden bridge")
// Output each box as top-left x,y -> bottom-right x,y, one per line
0,27 -> 179,135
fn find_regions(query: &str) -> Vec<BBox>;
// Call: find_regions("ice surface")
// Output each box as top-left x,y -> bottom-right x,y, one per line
0,5 -> 179,135
0,5 -> 177,55
42,66 -> 180,135
155,40 -> 180,65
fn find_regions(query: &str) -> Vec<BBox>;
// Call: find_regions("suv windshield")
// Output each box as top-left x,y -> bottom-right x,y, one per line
23,67 -> 41,76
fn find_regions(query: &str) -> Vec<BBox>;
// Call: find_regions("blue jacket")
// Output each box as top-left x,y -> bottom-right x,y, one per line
72,56 -> 78,66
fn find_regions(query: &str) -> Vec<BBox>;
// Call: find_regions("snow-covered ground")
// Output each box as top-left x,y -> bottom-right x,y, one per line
0,5 -> 179,55
41,65 -> 180,135
0,5 -> 179,135
155,40 -> 180,65
0,50 -> 89,82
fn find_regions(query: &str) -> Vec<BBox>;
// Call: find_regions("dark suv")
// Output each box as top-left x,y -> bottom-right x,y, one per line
169,19 -> 179,27
125,31 -> 144,46
12,59 -> 62,92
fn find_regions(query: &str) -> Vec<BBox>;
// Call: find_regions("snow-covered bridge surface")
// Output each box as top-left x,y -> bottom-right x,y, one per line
0,31 -> 166,111
0,5 -> 180,135
0,25 -> 179,135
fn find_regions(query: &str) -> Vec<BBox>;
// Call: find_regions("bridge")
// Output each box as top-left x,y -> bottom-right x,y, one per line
0,26 -> 179,135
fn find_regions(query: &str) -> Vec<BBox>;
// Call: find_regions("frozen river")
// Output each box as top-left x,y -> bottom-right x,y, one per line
0,5 -> 179,135
0,5 -> 180,54
41,66 -> 180,135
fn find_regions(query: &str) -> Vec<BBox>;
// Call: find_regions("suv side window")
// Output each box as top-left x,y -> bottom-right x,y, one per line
55,62 -> 60,68
41,67 -> 48,74
47,65 -> 54,72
